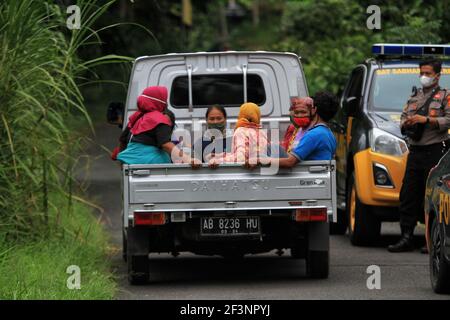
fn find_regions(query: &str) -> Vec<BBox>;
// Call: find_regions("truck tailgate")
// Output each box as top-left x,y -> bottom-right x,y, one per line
124,161 -> 336,213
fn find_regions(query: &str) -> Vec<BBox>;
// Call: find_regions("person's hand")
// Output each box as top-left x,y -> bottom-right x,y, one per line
243,157 -> 259,170
190,158 -> 202,169
204,153 -> 213,162
110,146 -> 120,161
208,158 -> 219,169
404,115 -> 427,126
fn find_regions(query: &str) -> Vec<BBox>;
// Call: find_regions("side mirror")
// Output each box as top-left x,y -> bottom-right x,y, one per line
107,102 -> 124,128
344,96 -> 359,117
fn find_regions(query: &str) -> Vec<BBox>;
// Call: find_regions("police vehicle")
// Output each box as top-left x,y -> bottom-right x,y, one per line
425,148 -> 450,294
329,44 -> 450,245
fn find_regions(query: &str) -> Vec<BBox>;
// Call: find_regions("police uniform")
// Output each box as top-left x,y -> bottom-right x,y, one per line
392,86 -> 450,251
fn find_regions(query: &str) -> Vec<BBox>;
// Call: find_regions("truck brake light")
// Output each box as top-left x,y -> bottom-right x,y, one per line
295,208 -> 327,222
134,212 -> 166,226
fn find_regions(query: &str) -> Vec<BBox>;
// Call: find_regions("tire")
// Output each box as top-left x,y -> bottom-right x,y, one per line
429,218 -> 450,294
347,173 -> 381,246
290,244 -> 306,259
122,228 -> 127,262
127,254 -> 150,285
330,209 -> 348,235
222,253 -> 245,261
306,250 -> 329,279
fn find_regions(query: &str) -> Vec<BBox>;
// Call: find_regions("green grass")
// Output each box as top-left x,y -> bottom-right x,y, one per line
0,0 -> 132,299
0,196 -> 117,300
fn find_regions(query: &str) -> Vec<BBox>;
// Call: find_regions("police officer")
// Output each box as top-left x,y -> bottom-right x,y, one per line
388,59 -> 450,253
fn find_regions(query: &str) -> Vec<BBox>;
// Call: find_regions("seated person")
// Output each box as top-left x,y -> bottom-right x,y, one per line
281,97 -> 314,153
193,105 -> 232,162
209,102 -> 269,166
117,86 -> 197,166
262,91 -> 338,168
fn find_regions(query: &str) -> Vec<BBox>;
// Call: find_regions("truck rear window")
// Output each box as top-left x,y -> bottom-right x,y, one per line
170,74 -> 266,108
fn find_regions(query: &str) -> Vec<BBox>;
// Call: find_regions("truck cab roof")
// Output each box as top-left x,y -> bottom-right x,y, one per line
124,51 -> 308,127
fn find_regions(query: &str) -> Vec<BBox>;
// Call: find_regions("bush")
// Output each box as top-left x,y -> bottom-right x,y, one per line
0,0 -> 128,299
0,0 -> 129,240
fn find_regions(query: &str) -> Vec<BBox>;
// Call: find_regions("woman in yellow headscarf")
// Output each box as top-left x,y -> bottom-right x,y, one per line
235,102 -> 261,129
208,102 -> 269,166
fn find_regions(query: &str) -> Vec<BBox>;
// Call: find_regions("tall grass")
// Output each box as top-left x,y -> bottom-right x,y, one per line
0,0 -> 131,240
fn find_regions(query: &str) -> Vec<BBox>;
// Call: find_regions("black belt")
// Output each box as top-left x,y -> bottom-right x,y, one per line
409,140 -> 449,151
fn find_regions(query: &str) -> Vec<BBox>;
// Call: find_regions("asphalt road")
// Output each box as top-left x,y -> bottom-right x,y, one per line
83,122 -> 450,300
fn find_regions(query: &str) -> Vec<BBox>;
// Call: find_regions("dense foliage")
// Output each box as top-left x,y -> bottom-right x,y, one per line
92,0 -> 449,96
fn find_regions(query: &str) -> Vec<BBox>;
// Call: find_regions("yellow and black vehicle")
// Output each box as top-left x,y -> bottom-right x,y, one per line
425,148 -> 450,294
329,44 -> 450,245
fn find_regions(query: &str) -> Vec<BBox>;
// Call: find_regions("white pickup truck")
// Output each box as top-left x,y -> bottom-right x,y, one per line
117,51 -> 336,284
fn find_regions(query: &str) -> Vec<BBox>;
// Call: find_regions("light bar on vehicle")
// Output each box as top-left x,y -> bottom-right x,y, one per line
372,43 -> 450,56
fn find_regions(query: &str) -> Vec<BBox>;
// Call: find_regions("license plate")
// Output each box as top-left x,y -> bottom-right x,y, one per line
200,217 -> 260,236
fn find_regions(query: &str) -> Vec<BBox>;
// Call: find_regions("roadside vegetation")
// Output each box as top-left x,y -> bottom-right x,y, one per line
0,0 -> 129,299
93,0 -> 449,95
0,197 -> 116,299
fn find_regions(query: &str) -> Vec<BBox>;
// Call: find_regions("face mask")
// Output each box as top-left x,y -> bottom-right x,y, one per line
420,75 -> 436,88
207,122 -> 226,132
290,115 -> 311,128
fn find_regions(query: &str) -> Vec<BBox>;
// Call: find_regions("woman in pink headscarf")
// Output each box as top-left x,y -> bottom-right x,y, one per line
117,86 -> 198,166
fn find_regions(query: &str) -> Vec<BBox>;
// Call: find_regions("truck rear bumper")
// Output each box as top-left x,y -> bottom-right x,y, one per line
126,214 -> 329,256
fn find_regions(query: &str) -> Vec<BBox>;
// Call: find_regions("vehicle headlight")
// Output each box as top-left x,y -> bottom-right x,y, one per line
369,128 -> 408,157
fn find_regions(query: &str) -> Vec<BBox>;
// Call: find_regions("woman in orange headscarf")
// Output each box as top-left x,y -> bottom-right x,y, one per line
208,102 -> 269,166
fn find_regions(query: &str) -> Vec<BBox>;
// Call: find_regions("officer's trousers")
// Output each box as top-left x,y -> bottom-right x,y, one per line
399,142 -> 447,232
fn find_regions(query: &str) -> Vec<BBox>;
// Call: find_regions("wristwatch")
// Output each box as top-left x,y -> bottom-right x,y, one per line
426,116 -> 430,124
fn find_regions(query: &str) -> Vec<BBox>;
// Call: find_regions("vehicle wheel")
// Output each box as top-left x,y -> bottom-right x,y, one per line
122,228 -> 127,262
330,209 -> 348,235
291,242 -> 306,259
306,250 -> 329,279
222,253 -> 245,261
290,247 -> 302,259
347,173 -> 381,246
430,218 -> 450,294
127,254 -> 149,285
